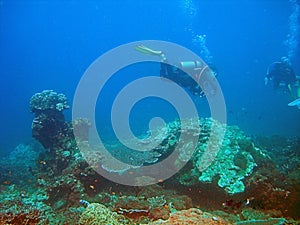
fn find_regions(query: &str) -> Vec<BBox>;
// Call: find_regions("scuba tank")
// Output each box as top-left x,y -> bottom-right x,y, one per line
178,60 -> 208,83
179,61 -> 203,71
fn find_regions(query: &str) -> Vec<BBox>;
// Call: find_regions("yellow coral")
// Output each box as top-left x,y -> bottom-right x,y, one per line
78,203 -> 122,225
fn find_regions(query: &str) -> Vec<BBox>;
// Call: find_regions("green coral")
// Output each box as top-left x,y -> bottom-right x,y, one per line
174,119 -> 260,194
78,203 -> 123,225
136,117 -> 260,194
147,195 -> 167,208
197,145 -> 256,194
135,117 -> 263,194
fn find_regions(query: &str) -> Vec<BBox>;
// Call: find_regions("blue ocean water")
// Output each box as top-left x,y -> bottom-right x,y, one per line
0,0 -> 299,154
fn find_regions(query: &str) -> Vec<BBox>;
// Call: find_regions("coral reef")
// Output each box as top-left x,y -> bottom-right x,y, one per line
78,203 -> 126,225
0,142 -> 43,187
150,208 -> 231,225
104,117 -> 264,194
186,122 -> 259,194
234,219 -> 286,225
139,118 -> 261,194
30,90 -> 71,150
0,210 -> 43,225
0,90 -> 299,224
110,185 -> 193,223
30,90 -> 69,112
212,208 -> 291,225
72,118 -> 92,141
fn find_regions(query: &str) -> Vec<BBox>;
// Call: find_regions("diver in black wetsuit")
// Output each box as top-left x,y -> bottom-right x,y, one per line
135,45 -> 218,97
265,56 -> 298,98
160,60 -> 204,95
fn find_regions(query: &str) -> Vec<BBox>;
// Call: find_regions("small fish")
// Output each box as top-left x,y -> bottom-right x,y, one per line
40,160 -> 47,165
245,197 -> 254,205
3,180 -> 11,185
79,199 -> 90,207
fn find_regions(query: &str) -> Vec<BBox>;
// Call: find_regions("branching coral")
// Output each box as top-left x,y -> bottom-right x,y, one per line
30,90 -> 69,112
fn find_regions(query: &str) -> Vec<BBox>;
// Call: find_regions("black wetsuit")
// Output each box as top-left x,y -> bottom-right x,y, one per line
160,61 -> 201,95
267,62 -> 296,89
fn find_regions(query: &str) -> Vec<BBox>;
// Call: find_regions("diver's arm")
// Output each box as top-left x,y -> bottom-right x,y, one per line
265,62 -> 281,85
264,77 -> 269,86
265,69 -> 271,85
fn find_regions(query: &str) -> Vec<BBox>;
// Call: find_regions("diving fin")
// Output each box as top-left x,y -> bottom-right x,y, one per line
288,98 -> 300,109
134,45 -> 163,56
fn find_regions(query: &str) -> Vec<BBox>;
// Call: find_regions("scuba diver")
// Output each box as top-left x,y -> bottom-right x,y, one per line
135,45 -> 218,97
265,56 -> 299,99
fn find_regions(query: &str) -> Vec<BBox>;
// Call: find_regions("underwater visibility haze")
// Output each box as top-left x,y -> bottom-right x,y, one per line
0,0 -> 300,224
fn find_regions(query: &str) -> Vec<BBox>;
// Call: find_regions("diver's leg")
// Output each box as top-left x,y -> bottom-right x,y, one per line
160,62 -> 174,80
287,84 -> 296,100
160,62 -> 168,78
